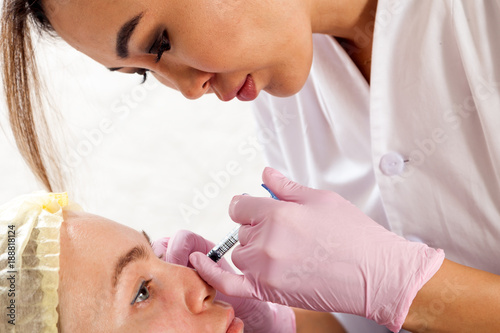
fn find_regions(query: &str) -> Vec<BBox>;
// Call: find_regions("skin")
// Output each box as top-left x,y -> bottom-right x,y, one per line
44,0 -> 500,330
58,211 -> 244,333
43,0 -> 377,100
58,211 -> 343,332
403,259 -> 500,332
294,308 -> 346,333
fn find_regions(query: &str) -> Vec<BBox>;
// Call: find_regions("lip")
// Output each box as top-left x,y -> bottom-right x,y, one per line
222,305 -> 244,333
236,75 -> 258,101
219,75 -> 258,102
226,317 -> 244,333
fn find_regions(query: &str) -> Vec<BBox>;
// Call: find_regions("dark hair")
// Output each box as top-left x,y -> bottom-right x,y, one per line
1,0 -> 63,191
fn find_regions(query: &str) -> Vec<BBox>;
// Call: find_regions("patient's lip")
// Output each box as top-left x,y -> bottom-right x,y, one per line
222,305 -> 244,333
226,317 -> 244,333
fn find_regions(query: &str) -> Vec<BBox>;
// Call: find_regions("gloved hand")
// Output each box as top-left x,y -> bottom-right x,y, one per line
188,167 -> 445,332
152,230 -> 296,333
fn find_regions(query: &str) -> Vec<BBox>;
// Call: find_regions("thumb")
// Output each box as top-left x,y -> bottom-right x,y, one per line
262,167 -> 317,204
189,252 -> 256,299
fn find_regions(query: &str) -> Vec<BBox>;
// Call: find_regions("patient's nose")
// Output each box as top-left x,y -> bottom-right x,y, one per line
184,269 -> 216,314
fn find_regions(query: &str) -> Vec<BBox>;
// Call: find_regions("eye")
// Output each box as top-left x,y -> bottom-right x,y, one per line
131,279 -> 152,305
149,30 -> 171,63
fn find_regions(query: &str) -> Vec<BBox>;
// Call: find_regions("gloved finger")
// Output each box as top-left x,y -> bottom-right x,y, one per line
190,252 -> 257,299
166,230 -> 215,267
151,237 -> 170,260
237,217 -> 280,246
229,194 -> 291,227
261,167 -> 322,204
237,224 -> 255,246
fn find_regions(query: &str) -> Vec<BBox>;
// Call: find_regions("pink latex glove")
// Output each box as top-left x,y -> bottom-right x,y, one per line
189,167 -> 445,332
152,230 -> 296,333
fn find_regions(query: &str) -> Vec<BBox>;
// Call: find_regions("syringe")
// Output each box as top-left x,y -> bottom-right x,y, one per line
207,184 -> 279,262
207,225 -> 240,262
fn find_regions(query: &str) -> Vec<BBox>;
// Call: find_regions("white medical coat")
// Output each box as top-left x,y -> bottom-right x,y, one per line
252,1 -> 500,331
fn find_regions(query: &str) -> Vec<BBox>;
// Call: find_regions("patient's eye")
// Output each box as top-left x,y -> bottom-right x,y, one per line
131,279 -> 152,305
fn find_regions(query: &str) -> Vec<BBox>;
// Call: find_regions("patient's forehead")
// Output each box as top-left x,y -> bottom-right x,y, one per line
62,211 -> 141,245
59,211 -> 149,288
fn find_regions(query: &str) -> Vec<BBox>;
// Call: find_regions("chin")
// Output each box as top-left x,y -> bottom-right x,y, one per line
265,59 -> 312,98
265,75 -> 309,98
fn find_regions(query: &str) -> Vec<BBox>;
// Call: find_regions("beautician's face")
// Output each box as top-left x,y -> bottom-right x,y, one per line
44,0 -> 313,101
58,211 -> 244,332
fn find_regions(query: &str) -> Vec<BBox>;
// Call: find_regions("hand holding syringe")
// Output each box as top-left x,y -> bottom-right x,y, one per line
151,180 -> 294,333
207,184 -> 279,262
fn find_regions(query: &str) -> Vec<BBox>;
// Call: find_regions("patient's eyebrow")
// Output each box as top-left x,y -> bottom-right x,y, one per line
116,12 -> 144,58
113,244 -> 150,289
142,230 -> 152,246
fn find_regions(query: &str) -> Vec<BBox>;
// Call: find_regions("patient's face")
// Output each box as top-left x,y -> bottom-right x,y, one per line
58,211 -> 243,332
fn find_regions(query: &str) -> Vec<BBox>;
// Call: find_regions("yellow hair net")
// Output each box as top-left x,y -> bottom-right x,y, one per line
0,192 -> 70,333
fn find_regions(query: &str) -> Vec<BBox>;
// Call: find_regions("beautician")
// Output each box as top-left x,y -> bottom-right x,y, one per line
2,0 -> 500,332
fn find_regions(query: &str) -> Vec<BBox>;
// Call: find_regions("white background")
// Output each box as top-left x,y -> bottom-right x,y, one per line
0,37 -> 267,243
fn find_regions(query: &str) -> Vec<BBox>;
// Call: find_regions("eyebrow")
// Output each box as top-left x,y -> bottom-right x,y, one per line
112,243 -> 150,289
116,12 -> 144,58
142,230 -> 152,246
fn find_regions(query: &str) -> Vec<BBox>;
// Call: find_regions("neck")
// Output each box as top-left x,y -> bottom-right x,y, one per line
309,0 -> 378,41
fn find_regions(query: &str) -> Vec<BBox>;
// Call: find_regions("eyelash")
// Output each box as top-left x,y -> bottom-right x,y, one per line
137,30 -> 171,84
136,69 -> 149,84
150,30 -> 171,62
131,279 -> 153,306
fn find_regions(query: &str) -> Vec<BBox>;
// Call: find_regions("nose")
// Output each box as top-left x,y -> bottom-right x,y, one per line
154,63 -> 213,100
184,268 -> 217,314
